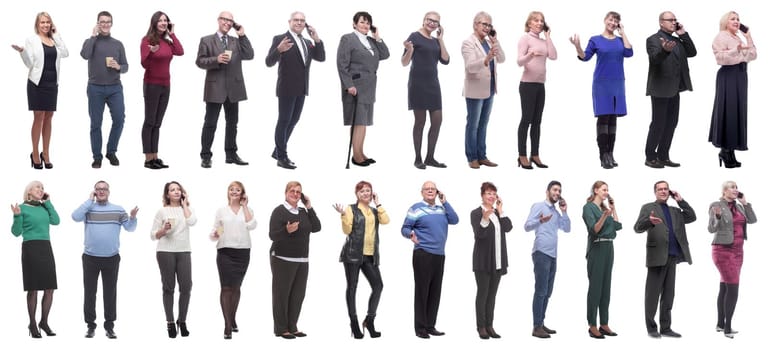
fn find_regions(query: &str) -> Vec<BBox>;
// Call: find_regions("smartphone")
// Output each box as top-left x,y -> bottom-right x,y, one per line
167,23 -> 173,31
488,29 -> 497,37
737,192 -> 744,199
300,193 -> 307,203
607,195 -> 614,205
181,194 -> 186,201
558,197 -> 565,206
437,190 -> 445,201
669,190 -> 677,197
542,22 -> 550,32
42,193 -> 50,201
51,26 -> 56,34
739,23 -> 749,34
305,23 -> 314,36
232,22 -> 242,31
436,26 -> 442,37
370,25 -> 377,34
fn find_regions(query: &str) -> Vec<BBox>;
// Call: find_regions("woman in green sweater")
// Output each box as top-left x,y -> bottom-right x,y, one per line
11,180 -> 60,338
581,180 -> 621,339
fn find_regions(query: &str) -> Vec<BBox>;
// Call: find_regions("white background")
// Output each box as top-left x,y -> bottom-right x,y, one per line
2,1 -> 765,349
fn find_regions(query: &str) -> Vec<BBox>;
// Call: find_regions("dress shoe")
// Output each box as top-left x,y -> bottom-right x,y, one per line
648,330 -> 661,338
532,326 -> 551,338
478,159 -> 498,167
588,328 -> 605,339
271,152 -> 295,166
201,158 -> 212,168
177,321 -> 189,337
105,329 -> 117,339
599,327 -> 617,336
426,328 -> 445,336
145,160 -> 163,169
277,158 -> 297,169
468,160 -> 480,169
645,159 -> 664,169
351,158 -> 370,167
716,326 -> 737,334
415,330 -> 430,339
92,159 -> 102,169
478,327 -> 490,339
277,332 -> 296,339
518,157 -> 533,169
85,328 -> 96,338
105,153 -> 120,166
541,325 -> 556,334
30,153 -> 43,169
486,326 -> 501,338
292,331 -> 307,337
659,159 -> 680,167
530,156 -> 549,168
424,158 -> 447,168
40,152 -> 53,169
225,155 -> 249,165
29,324 -> 42,338
724,331 -> 737,339
414,160 -> 426,169
153,158 -> 170,168
660,329 -> 681,338
39,322 -> 56,336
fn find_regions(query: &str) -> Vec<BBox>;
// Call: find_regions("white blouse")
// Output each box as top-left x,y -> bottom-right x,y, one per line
212,205 -> 258,249
150,206 -> 198,252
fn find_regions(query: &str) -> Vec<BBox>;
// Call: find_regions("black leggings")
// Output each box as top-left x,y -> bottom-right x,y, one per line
344,256 -> 383,317
518,82 -> 545,156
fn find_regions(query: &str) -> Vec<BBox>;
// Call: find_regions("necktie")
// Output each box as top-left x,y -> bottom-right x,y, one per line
297,34 -> 309,64
221,35 -> 228,49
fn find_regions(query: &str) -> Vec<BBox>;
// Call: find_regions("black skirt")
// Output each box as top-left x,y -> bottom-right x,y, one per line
708,63 -> 749,150
27,79 -> 58,111
216,248 -> 250,287
21,240 -> 58,291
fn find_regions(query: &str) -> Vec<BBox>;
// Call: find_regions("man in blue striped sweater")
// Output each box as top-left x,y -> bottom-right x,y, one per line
72,180 -> 138,339
401,181 -> 459,339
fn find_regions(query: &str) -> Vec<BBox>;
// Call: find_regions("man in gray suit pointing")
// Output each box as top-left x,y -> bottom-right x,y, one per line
633,180 -> 696,338
196,11 -> 254,168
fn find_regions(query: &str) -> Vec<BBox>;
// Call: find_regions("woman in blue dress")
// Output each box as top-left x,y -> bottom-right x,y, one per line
401,11 -> 450,169
569,11 -> 633,169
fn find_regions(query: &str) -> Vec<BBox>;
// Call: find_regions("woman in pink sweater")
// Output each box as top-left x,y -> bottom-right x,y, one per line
516,11 -> 557,169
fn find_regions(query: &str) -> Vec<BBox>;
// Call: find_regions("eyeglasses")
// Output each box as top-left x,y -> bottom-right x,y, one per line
425,18 -> 440,26
661,18 -> 677,22
422,187 -> 437,192
218,17 -> 234,24
291,18 -> 306,23
477,22 -> 493,29
94,187 -> 110,192
98,20 -> 112,25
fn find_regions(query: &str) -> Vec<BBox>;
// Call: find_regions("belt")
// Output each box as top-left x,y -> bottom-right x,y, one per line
593,238 -> 614,242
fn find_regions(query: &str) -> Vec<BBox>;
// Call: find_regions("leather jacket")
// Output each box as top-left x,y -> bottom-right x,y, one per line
339,204 -> 380,265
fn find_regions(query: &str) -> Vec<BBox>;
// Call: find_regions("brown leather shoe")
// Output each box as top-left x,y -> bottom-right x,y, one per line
468,160 -> 480,169
478,159 -> 498,167
532,326 -> 551,338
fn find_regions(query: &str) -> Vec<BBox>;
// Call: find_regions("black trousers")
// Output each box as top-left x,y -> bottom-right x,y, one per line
142,83 -> 170,154
82,253 -> 120,330
270,256 -> 308,334
273,95 -> 306,160
645,95 -> 680,161
645,255 -> 678,332
474,270 -> 502,328
200,100 -> 239,159
518,82 -> 546,156
344,255 -> 384,317
412,249 -> 445,332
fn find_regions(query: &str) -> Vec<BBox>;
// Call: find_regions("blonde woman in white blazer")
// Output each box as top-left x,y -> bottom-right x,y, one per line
461,11 -> 505,169
11,12 -> 68,169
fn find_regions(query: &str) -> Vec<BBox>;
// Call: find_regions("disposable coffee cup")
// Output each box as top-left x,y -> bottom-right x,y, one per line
167,217 -> 176,227
224,50 -> 232,59
105,57 -> 113,66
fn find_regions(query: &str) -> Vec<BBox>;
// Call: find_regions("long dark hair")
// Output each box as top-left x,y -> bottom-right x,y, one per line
163,181 -> 187,206
145,11 -> 171,46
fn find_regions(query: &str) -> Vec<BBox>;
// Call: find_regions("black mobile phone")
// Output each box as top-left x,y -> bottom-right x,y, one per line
437,190 -> 444,201
542,21 -> 550,32
370,25 -> 377,34
181,194 -> 186,201
607,195 -> 614,205
739,23 -> 749,33
558,197 -> 565,206
232,22 -> 242,31
488,29 -> 497,37
674,22 -> 681,31
42,193 -> 49,201
737,192 -> 744,199
305,23 -> 314,36
300,193 -> 307,203
168,23 -> 173,31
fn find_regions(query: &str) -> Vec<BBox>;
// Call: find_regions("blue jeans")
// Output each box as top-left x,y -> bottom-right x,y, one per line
532,250 -> 557,327
87,83 -> 125,160
464,96 -> 494,162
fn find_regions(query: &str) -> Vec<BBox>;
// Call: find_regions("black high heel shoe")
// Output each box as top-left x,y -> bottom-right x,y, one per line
40,152 -> 53,169
350,316 -> 364,339
177,321 -> 189,337
29,324 -> 42,338
517,157 -> 533,170
167,322 -> 177,338
530,156 -> 549,168
363,315 -> 381,338
30,153 -> 43,170
38,322 -> 56,336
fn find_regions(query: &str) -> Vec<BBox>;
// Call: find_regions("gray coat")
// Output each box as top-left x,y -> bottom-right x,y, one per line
336,32 -> 390,104
633,200 -> 696,267
196,33 -> 254,103
708,200 -> 757,245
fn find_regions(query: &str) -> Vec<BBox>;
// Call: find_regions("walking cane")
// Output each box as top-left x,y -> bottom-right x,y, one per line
345,93 -> 358,169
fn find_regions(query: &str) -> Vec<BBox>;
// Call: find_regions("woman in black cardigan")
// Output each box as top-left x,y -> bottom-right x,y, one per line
333,180 -> 390,338
269,181 -> 322,339
471,182 -> 512,339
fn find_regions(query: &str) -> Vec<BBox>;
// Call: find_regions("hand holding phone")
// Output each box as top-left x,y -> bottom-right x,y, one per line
739,23 -> 749,34
488,29 -> 497,38
674,22 -> 681,31
370,25 -> 377,34
437,190 -> 445,202
436,26 -> 443,37
737,192 -> 744,199
306,23 -> 314,36
42,193 -> 50,201
233,22 -> 242,31
542,22 -> 550,32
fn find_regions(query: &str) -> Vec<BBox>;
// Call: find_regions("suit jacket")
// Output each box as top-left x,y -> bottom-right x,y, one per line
633,200 -> 696,267
336,32 -> 390,104
645,30 -> 697,97
19,33 -> 69,85
265,31 -> 326,97
195,32 -> 254,103
470,206 -> 512,274
708,200 -> 757,245
461,34 -> 506,99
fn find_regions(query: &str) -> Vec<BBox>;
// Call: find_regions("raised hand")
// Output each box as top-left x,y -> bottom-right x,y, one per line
11,203 -> 21,215
649,210 -> 663,225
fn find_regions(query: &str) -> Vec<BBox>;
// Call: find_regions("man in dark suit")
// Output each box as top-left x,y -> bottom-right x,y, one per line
265,11 -> 325,169
196,11 -> 254,168
633,181 -> 696,338
644,11 -> 696,168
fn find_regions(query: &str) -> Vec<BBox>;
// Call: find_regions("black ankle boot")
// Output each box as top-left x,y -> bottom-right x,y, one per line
600,153 -> 614,169
350,316 -> 363,339
363,315 -> 381,338
177,321 -> 189,337
167,322 -> 177,338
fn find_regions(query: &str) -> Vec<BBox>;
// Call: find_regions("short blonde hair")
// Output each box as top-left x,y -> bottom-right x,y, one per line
721,180 -> 738,198
284,181 -> 302,193
228,181 -> 246,202
719,11 -> 738,31
24,181 -> 44,201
